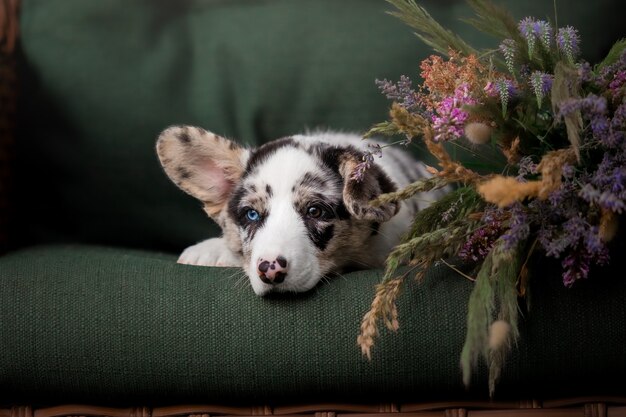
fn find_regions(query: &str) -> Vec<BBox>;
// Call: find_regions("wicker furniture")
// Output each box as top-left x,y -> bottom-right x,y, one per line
4,399 -> 626,417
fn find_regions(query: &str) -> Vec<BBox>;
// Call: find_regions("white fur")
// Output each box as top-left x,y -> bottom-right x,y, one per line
245,147 -> 325,294
178,238 -> 242,267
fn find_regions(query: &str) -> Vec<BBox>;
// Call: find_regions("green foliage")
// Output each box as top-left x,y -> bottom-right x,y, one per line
595,38 -> 626,72
460,239 -> 521,395
371,176 -> 450,206
382,187 -> 484,283
409,186 -> 483,236
385,0 -> 477,57
463,0 -> 520,41
365,121 -> 402,138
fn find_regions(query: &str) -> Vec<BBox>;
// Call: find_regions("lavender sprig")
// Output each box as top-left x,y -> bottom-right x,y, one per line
376,76 -> 420,111
557,26 -> 581,64
529,71 -> 553,108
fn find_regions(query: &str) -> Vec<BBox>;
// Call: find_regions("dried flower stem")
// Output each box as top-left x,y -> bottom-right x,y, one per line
386,0 -> 477,57
478,146 -> 577,207
552,62 -> 582,159
389,102 -> 429,137
599,208 -> 619,242
357,278 -> 404,360
440,258 -> 477,282
536,147 -> 577,197
370,176 -> 449,207
423,127 -> 484,184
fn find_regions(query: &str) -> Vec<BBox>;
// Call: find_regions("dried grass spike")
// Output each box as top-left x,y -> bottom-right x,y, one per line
357,278 -> 404,360
536,147 -> 577,198
478,176 -> 541,207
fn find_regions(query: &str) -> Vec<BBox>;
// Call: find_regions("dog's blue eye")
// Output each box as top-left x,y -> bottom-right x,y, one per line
246,209 -> 261,222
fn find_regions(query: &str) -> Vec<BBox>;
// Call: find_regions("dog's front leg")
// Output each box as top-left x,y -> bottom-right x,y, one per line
178,238 -> 243,267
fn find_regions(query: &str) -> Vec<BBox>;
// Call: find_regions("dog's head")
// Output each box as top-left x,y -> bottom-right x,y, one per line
157,125 -> 399,295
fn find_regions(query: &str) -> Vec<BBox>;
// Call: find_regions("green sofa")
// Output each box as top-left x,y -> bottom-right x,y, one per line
2,0 -> 626,414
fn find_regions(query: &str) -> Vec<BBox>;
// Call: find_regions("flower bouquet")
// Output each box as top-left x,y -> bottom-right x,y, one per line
356,0 -> 626,395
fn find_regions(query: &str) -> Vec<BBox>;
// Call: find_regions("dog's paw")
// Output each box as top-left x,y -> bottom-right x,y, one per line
177,238 -> 243,267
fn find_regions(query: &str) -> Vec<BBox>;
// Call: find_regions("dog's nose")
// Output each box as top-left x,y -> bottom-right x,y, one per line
257,255 -> 288,284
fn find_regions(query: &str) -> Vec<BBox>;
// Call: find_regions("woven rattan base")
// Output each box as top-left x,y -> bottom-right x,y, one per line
2,399 -> 626,417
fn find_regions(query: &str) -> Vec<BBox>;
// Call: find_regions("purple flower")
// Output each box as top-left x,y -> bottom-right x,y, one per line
518,19 -> 553,59
609,70 -> 626,91
516,155 -> 538,180
532,20 -> 552,49
519,17 -> 538,58
612,102 -> 626,130
529,71 -> 553,108
594,50 -> 626,95
578,62 -> 594,83
561,244 -> 609,287
609,70 -> 626,102
579,183 -> 601,204
432,103 -> 469,142
557,26 -> 581,64
535,21 -> 553,49
585,225 -> 606,254
376,76 -> 419,110
432,83 -> 476,141
351,147 -> 382,182
591,117 -> 611,142
496,78 -> 516,116
558,94 -> 614,145
561,164 -> 576,179
499,39 -> 516,74
458,221 -> 504,262
597,191 -> 626,213
540,215 -> 583,257
608,102 -> 626,146
561,251 -> 590,287
580,151 -> 626,213
501,203 -> 530,250
484,81 -> 498,97
441,200 -> 459,223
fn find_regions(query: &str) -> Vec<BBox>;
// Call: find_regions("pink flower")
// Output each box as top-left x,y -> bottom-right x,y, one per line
432,83 -> 476,141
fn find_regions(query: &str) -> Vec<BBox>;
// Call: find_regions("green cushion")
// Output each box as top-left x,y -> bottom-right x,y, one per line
13,0 -> 624,251
1,245 -> 626,404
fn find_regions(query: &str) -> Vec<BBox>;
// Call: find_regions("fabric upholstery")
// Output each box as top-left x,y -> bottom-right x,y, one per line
1,245 -> 625,405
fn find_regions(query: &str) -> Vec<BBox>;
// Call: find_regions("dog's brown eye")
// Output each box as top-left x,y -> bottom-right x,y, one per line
307,205 -> 323,219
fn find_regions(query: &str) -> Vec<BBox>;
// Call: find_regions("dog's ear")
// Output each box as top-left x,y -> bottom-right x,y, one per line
337,148 -> 399,222
156,125 -> 247,218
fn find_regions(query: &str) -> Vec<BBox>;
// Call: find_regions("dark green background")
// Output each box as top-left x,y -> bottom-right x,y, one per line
12,0 -> 624,252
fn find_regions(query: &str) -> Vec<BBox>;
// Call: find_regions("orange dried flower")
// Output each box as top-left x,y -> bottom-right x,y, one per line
419,49 -> 488,110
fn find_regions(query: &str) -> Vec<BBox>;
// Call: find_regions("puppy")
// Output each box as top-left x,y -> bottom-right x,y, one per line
156,126 -> 442,295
